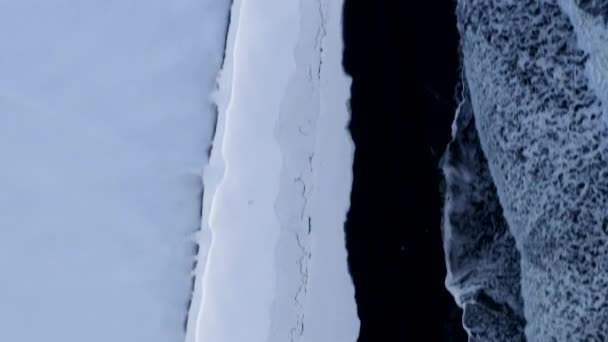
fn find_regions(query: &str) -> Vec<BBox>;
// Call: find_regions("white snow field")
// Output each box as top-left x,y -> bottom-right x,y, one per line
192,0 -> 360,341
0,1 -> 230,341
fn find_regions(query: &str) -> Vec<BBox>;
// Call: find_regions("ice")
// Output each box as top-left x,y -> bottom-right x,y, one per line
193,0 -> 359,341
0,1 -> 230,341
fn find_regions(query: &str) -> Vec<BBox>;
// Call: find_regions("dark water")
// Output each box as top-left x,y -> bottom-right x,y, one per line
342,0 -> 467,340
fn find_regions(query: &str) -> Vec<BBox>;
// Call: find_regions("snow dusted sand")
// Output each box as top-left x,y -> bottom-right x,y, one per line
441,85 -> 526,341
559,0 -> 608,127
454,0 -> 608,340
194,0 -> 359,341
0,2 -> 229,341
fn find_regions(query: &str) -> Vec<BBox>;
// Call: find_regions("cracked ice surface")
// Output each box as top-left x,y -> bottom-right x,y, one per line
194,0 -> 359,341
454,0 -> 608,340
0,1 -> 230,342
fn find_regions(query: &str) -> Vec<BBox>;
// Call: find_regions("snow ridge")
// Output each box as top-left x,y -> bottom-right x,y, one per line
194,0 -> 299,341
186,1 -> 235,341
193,1 -> 357,341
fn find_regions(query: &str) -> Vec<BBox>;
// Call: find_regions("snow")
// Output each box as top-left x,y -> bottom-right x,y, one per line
558,0 -> 608,126
0,1 -> 230,341
0,1 -> 358,340
302,0 -> 359,340
457,0 -> 608,339
441,85 -> 526,341
193,0 -> 359,341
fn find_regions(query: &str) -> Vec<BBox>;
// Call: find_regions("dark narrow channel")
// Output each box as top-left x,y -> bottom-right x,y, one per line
342,0 -> 467,340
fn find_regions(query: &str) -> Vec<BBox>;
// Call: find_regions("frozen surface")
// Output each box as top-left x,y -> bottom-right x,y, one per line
194,0 -> 359,341
0,1 -> 230,341
456,0 -> 608,340
272,0 -> 359,341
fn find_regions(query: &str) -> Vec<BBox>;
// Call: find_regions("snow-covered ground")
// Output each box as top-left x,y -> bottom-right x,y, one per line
0,1 -> 230,341
441,85 -> 526,341
456,0 -> 608,339
192,0 -> 359,341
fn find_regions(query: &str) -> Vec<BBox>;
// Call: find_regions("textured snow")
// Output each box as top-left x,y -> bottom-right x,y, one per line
560,0 -> 608,127
454,0 -> 608,340
0,1 -> 229,341
193,0 -> 359,341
